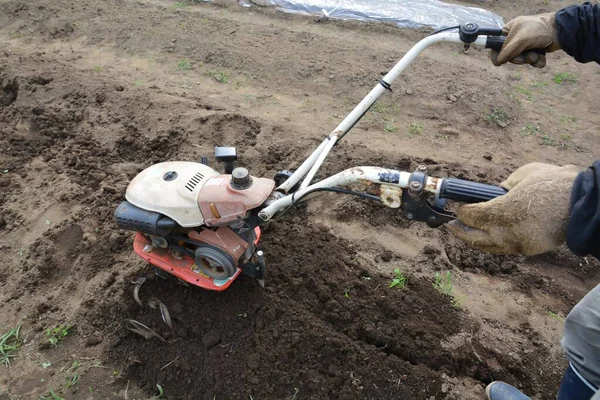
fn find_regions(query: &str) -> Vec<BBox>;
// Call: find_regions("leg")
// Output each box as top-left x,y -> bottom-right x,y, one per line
556,363 -> 597,400
561,284 -> 600,391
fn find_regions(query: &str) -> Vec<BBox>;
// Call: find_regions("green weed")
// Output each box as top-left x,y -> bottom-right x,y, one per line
343,289 -> 351,298
368,101 -> 398,124
384,123 -> 398,133
93,66 -> 101,73
532,80 -> 550,88
17,247 -> 29,257
39,388 -> 65,400
434,271 -> 453,296
65,373 -> 80,389
540,134 -> 555,146
153,383 -> 166,399
177,59 -> 191,71
548,311 -> 565,323
389,268 -> 408,289
514,84 -> 533,100
433,271 -> 462,308
521,122 -> 540,137
208,70 -> 229,84
485,108 -> 508,126
553,72 -> 577,84
45,325 -> 72,347
408,121 -> 423,136
173,2 -> 186,8
0,325 -> 22,367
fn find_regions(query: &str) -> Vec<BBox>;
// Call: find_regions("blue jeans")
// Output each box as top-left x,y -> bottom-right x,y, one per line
557,363 -> 598,400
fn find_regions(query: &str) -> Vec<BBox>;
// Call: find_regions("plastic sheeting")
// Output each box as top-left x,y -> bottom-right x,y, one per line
252,0 -> 503,30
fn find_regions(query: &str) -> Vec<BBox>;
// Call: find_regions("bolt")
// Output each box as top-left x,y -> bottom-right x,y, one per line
417,165 -> 427,172
143,244 -> 153,253
406,212 -> 414,220
465,22 -> 475,29
410,181 -> 422,190
428,215 -> 437,222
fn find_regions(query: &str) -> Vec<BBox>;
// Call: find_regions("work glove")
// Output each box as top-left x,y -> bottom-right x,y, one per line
447,163 -> 580,255
491,12 -> 561,68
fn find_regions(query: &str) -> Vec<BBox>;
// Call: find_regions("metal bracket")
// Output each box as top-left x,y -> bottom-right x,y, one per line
400,165 -> 456,228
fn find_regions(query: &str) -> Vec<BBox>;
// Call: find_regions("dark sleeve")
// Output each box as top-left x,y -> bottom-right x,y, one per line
567,161 -> 600,259
555,2 -> 600,63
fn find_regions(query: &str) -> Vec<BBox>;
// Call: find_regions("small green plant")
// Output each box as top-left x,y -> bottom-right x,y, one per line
408,121 -> 423,136
389,268 -> 408,289
65,373 -> 80,389
553,72 -> 577,84
433,271 -> 453,296
539,134 -> 555,146
39,388 -> 65,400
173,2 -> 186,8
93,66 -> 101,73
384,123 -> 398,133
45,325 -> 72,347
153,384 -> 166,399
433,271 -> 462,308
17,247 -> 29,257
134,79 -> 144,87
521,122 -> 540,137
532,80 -> 550,88
548,311 -> 566,323
177,59 -> 191,71
208,70 -> 229,84
343,289 -> 351,298
514,84 -> 533,101
485,108 -> 508,126
0,325 -> 22,367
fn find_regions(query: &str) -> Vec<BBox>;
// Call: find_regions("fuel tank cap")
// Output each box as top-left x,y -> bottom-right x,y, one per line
231,167 -> 252,190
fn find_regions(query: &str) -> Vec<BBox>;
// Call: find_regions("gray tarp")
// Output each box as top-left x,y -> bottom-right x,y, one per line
247,0 -> 503,30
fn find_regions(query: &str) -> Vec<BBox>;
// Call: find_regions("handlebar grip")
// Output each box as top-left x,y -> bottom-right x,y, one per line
485,35 -> 546,55
439,178 -> 507,203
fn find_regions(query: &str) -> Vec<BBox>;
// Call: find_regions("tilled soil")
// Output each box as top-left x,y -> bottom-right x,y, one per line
1,0 -> 599,399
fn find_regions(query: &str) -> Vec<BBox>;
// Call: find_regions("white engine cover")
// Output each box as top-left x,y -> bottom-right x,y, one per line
126,162 -> 220,228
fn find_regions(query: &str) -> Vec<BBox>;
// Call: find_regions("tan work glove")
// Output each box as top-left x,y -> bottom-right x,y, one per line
491,12 -> 562,68
447,163 -> 580,255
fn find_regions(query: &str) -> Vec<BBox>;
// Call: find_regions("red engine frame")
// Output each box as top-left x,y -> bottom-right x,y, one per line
133,227 -> 261,291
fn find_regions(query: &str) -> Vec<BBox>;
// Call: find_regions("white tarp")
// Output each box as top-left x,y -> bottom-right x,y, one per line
249,0 -> 503,29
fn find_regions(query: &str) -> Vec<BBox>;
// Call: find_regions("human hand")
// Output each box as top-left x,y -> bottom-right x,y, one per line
491,12 -> 561,68
447,163 -> 580,255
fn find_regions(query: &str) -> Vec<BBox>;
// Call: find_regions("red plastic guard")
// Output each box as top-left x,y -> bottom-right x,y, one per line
133,232 -> 243,291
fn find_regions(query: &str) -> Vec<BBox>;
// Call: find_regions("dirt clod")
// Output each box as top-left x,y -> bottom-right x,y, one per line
201,329 -> 221,349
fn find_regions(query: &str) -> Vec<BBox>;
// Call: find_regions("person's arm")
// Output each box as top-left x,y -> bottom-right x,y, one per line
556,3 -> 600,63
493,2 -> 600,67
567,162 -> 600,258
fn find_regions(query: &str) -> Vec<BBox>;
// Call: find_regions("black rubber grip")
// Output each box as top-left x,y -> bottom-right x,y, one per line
439,178 -> 507,203
485,35 -> 546,55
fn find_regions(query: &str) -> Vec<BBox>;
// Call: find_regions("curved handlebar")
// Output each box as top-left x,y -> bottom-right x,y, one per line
259,167 -> 506,221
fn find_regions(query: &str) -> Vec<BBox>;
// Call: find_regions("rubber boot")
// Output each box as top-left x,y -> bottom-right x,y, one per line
485,382 -> 531,400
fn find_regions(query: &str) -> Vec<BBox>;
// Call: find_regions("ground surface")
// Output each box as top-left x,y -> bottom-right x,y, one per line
0,0 -> 599,399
